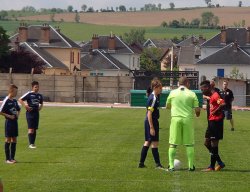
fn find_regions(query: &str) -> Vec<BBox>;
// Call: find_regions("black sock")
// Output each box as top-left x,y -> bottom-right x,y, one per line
152,148 -> 161,165
5,142 -> 10,160
11,142 -> 17,160
28,133 -> 33,145
139,146 -> 149,165
213,146 -> 222,163
210,147 -> 218,168
33,131 -> 37,144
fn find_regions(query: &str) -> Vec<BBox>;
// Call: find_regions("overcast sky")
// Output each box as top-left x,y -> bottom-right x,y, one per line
1,0 -> 250,11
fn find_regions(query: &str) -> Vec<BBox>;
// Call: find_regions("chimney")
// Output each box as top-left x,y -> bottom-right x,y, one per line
247,27 -> 250,44
18,23 -> 28,42
40,23 -> 50,44
220,26 -> 226,44
92,34 -> 99,49
108,33 -> 116,51
14,37 -> 20,51
233,41 -> 238,52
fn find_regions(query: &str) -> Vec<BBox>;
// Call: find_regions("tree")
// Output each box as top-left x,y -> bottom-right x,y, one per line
161,21 -> 168,27
22,6 -> 36,12
239,1 -> 242,7
212,16 -> 219,26
230,67 -> 244,79
75,13 -> 80,23
50,13 -> 55,22
87,7 -> 94,12
0,26 -> 10,59
123,29 -> 146,44
158,3 -> 162,10
140,48 -> 162,71
201,11 -> 214,26
81,4 -> 87,12
169,20 -> 180,28
190,18 -> 200,27
0,11 -> 8,20
119,5 -> 126,12
67,5 -> 73,12
169,2 -> 175,10
0,47 -> 46,73
204,0 -> 212,7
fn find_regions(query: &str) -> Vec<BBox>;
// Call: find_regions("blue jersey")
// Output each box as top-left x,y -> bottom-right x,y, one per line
0,97 -> 20,120
146,92 -> 160,120
20,91 -> 43,111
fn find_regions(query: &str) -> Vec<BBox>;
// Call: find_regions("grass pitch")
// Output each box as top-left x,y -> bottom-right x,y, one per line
0,107 -> 249,192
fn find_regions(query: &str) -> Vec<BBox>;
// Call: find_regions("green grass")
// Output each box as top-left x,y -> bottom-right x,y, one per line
0,107 -> 249,191
0,20 -> 219,41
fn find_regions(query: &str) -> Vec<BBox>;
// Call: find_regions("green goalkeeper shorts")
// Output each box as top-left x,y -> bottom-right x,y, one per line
169,117 -> 194,145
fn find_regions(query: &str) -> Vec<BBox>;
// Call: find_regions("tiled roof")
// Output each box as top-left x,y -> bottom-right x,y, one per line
177,46 -> 196,65
201,28 -> 250,47
143,39 -> 174,49
81,50 -> 130,70
197,43 -> 250,65
177,36 -> 205,47
81,35 -> 134,54
9,25 -> 80,48
20,43 -> 68,69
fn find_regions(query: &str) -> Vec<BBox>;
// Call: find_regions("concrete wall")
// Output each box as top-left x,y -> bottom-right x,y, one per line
0,73 -> 133,103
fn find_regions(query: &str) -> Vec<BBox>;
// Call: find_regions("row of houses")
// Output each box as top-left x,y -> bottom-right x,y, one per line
8,24 -> 250,83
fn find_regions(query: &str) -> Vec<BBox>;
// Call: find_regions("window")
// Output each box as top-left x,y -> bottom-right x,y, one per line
77,52 -> 80,64
70,51 -> 74,63
217,69 -> 224,77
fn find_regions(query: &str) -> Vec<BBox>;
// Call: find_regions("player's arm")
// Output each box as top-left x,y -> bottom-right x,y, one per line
147,110 -> 155,136
211,98 -> 225,115
0,112 -> 15,120
194,107 -> 201,117
18,98 -> 32,112
39,103 -> 43,111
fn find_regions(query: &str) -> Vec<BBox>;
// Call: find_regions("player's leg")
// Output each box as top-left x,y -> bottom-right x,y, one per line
10,137 -> 17,163
5,137 -> 12,163
183,118 -> 195,171
204,122 -> 212,153
138,120 -> 151,168
168,117 -> 181,170
151,120 -> 163,168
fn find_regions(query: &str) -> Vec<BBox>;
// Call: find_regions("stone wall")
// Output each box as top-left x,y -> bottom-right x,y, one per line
0,73 -> 133,103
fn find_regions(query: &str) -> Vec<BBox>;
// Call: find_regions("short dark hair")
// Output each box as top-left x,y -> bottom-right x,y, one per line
200,80 -> 211,87
8,84 -> 18,93
31,81 -> 39,87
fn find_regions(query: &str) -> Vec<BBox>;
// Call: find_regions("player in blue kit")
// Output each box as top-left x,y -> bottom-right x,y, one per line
19,81 -> 43,149
138,79 -> 164,169
0,84 -> 20,164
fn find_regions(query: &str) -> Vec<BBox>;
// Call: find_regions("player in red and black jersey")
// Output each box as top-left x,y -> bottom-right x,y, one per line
200,80 -> 226,171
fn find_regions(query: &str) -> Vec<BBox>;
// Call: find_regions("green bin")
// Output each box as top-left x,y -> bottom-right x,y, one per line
130,89 -> 203,107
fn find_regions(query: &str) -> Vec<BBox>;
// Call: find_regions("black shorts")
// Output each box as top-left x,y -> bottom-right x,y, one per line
5,119 -> 18,137
26,111 -> 39,129
144,119 -> 159,142
224,109 -> 232,120
205,120 -> 224,140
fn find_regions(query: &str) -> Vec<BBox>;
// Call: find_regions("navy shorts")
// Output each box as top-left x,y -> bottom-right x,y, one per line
5,119 -> 18,137
144,119 -> 159,142
205,120 -> 224,140
26,111 -> 39,129
224,109 -> 232,120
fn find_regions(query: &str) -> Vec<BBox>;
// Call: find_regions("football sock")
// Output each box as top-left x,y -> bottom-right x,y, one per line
152,148 -> 160,165
28,133 -> 33,145
10,142 -> 16,160
214,146 -> 222,163
186,146 -> 194,169
210,147 -> 218,168
5,142 -> 10,160
139,146 -> 149,164
33,131 -> 37,144
169,147 -> 176,169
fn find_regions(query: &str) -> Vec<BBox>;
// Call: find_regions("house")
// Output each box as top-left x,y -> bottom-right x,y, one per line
143,38 -> 175,71
80,34 -> 140,76
9,23 -> 85,75
177,35 -> 206,71
197,27 -> 250,80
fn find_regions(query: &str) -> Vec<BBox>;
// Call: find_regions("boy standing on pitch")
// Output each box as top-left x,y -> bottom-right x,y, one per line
0,84 -> 20,164
200,80 -> 225,171
138,78 -> 164,169
19,81 -> 43,149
